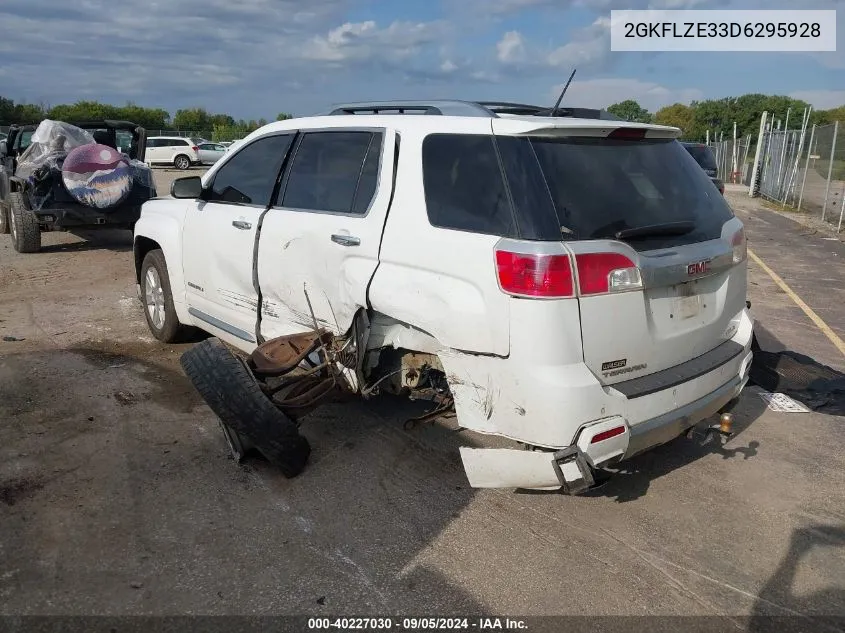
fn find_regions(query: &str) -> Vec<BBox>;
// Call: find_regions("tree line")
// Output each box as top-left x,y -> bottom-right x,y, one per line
606,96 -> 845,141
0,97 -> 293,142
4,93 -> 844,143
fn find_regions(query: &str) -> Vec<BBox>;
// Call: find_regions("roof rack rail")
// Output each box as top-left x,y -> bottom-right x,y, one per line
476,102 -> 547,116
328,100 -> 497,118
326,100 -> 624,122
479,102 -> 623,121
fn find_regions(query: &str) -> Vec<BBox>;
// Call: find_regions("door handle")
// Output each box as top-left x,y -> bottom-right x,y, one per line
331,234 -> 360,247
232,220 -> 252,230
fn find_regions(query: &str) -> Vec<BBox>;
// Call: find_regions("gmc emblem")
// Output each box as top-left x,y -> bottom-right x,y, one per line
687,260 -> 710,276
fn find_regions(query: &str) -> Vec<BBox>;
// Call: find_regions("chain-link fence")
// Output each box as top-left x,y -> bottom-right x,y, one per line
751,113 -> 845,232
146,130 -> 213,140
707,136 -> 754,184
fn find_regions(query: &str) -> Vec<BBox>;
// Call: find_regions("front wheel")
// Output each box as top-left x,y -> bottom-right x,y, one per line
140,249 -> 189,343
173,154 -> 191,170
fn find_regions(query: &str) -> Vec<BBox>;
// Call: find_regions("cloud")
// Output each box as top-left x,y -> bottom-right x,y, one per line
547,16 -> 611,68
303,20 -> 451,63
497,31 -> 526,63
457,0 -> 726,14
789,90 -> 845,110
549,77 -> 704,112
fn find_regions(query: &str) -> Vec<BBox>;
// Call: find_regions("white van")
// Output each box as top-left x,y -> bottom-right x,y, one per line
145,136 -> 200,170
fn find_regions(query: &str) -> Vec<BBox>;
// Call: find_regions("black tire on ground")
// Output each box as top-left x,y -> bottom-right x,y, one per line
180,337 -> 311,478
0,202 -> 9,235
140,249 -> 191,343
9,191 -> 41,253
173,154 -> 191,170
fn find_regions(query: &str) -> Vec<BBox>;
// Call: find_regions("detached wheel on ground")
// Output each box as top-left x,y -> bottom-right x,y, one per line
9,191 -> 41,253
180,337 -> 311,478
140,249 -> 191,343
173,154 -> 191,170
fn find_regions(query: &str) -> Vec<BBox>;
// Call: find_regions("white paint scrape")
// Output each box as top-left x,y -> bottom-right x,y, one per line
757,391 -> 811,413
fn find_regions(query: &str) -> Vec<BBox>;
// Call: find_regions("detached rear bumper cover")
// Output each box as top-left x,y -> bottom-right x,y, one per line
459,349 -> 752,491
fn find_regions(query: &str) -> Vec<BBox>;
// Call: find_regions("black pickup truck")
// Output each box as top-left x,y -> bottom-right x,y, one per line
0,119 -> 155,253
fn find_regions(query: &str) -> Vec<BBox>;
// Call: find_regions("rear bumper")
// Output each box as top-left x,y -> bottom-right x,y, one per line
458,306 -> 754,490
34,203 -> 142,229
460,352 -> 751,491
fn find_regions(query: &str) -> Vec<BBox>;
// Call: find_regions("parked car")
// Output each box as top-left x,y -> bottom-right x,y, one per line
682,142 -> 724,194
197,142 -> 227,165
1,119 -> 155,252
133,100 -> 752,493
145,136 -> 200,170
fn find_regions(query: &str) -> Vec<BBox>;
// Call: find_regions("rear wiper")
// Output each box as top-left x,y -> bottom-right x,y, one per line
614,221 -> 695,241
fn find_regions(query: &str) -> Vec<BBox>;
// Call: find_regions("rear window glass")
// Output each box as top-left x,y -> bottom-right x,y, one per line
526,137 -> 733,250
422,134 -> 516,237
682,144 -> 718,170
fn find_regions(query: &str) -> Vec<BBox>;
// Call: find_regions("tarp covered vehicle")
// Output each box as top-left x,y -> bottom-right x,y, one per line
0,119 -> 155,253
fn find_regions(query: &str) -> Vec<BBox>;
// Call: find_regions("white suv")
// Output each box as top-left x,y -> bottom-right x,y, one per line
145,136 -> 200,170
133,100 -> 753,493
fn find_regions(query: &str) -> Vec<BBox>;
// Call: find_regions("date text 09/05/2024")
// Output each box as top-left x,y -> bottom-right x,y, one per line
307,618 -> 528,630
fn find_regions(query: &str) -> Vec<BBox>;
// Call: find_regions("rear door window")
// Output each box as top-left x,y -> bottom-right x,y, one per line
422,134 -> 516,237
280,131 -> 381,214
526,137 -> 733,250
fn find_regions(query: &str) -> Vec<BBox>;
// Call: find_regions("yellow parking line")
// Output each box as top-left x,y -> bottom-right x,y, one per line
748,248 -> 845,358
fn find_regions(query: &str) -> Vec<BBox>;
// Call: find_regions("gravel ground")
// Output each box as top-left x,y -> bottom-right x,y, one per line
0,184 -> 843,624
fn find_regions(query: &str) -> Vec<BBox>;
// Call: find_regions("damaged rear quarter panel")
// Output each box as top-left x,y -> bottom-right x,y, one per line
438,297 -> 616,449
367,126 -> 511,357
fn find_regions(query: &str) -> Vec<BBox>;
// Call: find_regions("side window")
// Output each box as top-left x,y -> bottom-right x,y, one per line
422,134 -> 516,237
207,134 -> 294,206
280,131 -> 381,214
180,139 -> 192,146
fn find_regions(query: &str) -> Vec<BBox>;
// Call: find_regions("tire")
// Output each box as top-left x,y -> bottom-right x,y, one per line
140,249 -> 190,343
9,192 -> 41,253
0,202 -> 9,235
173,154 -> 191,170
180,337 -> 311,478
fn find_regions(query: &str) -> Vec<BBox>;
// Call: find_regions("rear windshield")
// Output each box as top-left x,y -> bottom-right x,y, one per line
528,137 -> 733,249
682,143 -> 718,170
421,133 -> 734,250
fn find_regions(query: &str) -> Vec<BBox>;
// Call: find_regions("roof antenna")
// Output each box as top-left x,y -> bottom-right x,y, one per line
549,68 -> 576,117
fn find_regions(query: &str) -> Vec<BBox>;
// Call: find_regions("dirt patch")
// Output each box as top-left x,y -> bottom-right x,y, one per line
0,477 -> 45,506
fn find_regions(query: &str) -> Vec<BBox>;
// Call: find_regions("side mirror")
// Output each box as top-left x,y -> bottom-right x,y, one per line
171,176 -> 203,199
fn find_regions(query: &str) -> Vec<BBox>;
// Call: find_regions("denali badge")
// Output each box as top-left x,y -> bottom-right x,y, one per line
687,260 -> 710,276
601,359 -> 627,371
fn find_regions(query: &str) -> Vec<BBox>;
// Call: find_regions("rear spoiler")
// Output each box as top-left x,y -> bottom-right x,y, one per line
492,119 -> 681,140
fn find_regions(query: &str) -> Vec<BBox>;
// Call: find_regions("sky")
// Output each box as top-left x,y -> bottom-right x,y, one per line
1,0 -> 844,120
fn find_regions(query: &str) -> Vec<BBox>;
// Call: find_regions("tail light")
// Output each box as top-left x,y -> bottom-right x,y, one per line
495,251 -> 574,297
731,227 -> 747,264
192,146 -> 199,153
495,250 -> 642,298
575,253 -> 642,295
